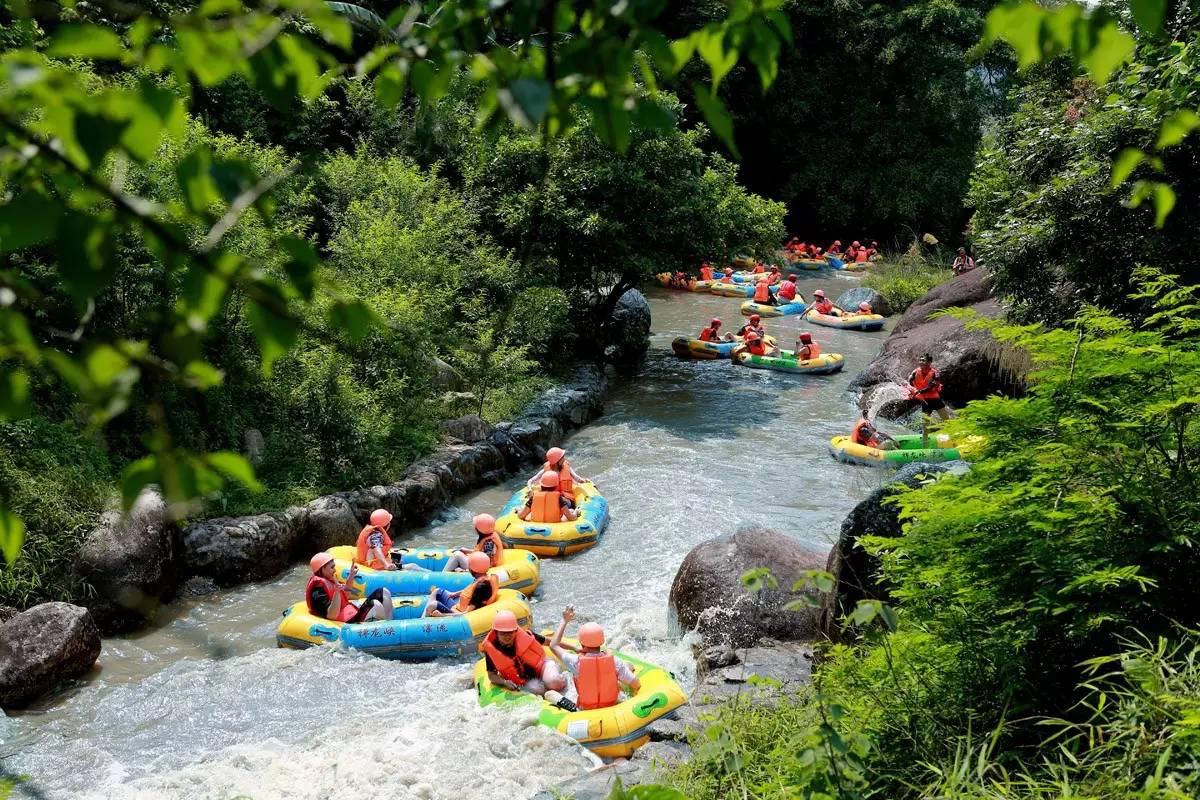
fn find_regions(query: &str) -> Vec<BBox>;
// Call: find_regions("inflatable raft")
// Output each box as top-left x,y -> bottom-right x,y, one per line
671,334 -> 778,360
709,280 -> 775,298
495,482 -> 609,557
828,433 -> 967,467
790,258 -> 826,271
276,590 -> 532,659
653,273 -> 713,292
324,545 -> 540,597
734,350 -> 845,375
803,307 -> 885,331
473,640 -> 687,758
740,298 -> 806,318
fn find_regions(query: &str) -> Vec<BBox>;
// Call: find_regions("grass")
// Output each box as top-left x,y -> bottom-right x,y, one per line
862,252 -> 953,312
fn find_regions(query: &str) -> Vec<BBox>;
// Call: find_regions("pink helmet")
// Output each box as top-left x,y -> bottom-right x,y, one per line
859,302 -> 872,313
799,332 -> 813,344
750,314 -> 761,323
745,331 -> 761,342
492,610 -> 519,632
539,470 -> 560,489
711,317 -> 722,326
545,446 -> 565,465
579,622 -> 605,649
309,553 -> 334,574
788,273 -> 797,280
467,552 -> 491,574
814,290 -> 826,298
370,508 -> 392,528
473,513 -> 496,534
852,240 -> 861,247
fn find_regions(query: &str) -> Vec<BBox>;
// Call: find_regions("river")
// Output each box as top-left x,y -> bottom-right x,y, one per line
1,275 -> 892,799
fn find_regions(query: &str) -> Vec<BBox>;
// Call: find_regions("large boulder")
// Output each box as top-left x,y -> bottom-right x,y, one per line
0,602 -> 101,709
835,286 -> 891,317
73,488 -> 185,633
299,493 -> 359,553
439,414 -> 494,443
604,288 -> 652,364
669,528 -> 828,648
849,270 -> 1025,418
820,462 -> 968,640
182,508 -> 305,585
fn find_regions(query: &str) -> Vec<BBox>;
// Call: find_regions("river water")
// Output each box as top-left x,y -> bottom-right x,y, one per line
1,275 -> 892,800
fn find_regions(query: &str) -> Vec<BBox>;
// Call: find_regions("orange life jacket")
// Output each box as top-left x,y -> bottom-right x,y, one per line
767,271 -> 781,286
474,531 -> 505,566
482,628 -> 545,686
910,366 -> 941,400
575,652 -> 621,710
852,419 -> 879,447
799,342 -> 821,360
814,299 -> 835,315
306,574 -> 356,622
699,326 -> 720,342
777,282 -> 797,302
747,339 -> 768,356
545,458 -> 574,495
753,282 -> 771,302
355,525 -> 393,569
855,249 -> 869,263
721,274 -> 733,284
530,489 -> 563,523
456,574 -> 499,612
752,263 -> 765,274
699,265 -> 714,280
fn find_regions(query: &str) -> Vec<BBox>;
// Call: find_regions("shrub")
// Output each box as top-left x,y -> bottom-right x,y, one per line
861,253 -> 950,311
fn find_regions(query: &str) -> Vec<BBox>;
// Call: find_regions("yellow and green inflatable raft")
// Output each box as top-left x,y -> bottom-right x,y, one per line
734,349 -> 845,375
473,641 -> 687,758
495,482 -> 609,557
828,433 -> 977,467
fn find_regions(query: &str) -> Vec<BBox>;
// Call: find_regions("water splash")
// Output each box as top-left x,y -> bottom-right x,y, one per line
863,381 -> 911,420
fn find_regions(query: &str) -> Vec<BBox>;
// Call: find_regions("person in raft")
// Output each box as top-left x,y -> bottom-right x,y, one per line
699,262 -> 715,281
851,412 -> 897,450
795,331 -> 820,361
952,247 -> 976,275
699,317 -> 736,343
811,289 -> 840,317
424,551 -> 497,617
549,605 -> 642,710
356,508 -> 428,572
741,330 -> 779,358
482,609 -> 569,699
720,266 -> 735,283
907,353 -> 952,422
518,471 -> 580,523
306,553 -> 395,623
443,513 -> 504,571
777,273 -> 799,304
668,270 -> 690,289
737,313 -> 766,338
856,301 -> 874,315
527,446 -> 588,507
752,277 -> 777,306
827,239 -> 843,255
764,264 -> 783,286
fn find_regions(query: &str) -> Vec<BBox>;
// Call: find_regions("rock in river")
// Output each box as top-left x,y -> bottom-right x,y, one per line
669,528 -> 827,648
0,602 -> 101,709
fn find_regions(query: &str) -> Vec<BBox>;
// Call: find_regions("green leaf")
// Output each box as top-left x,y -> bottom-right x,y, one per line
176,148 -> 219,215
0,367 -> 30,421
374,63 -> 406,107
632,98 -> 675,131
205,451 -> 263,492
879,603 -> 899,632
983,2 -> 1046,68
74,111 -> 128,169
695,28 -> 737,89
1077,21 -> 1136,84
692,85 -> 738,156
1152,182 -> 1175,228
850,600 -> 881,626
0,192 -> 60,254
328,299 -> 375,343
58,213 -> 116,300
740,566 -> 777,593
121,455 -> 159,509
500,79 -> 551,128
279,236 -> 318,300
179,253 -> 241,330
1129,0 -> 1167,35
0,506 -> 26,565
625,785 -> 688,800
48,25 -> 125,60
183,360 -> 225,389
1156,110 -> 1200,150
246,296 -> 299,376
1111,148 -> 1145,188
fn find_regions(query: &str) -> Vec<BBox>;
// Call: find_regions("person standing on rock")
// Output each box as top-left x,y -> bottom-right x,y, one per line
306,553 -> 394,623
549,605 -> 640,710
952,247 -> 976,275
444,513 -> 505,571
907,354 -> 952,445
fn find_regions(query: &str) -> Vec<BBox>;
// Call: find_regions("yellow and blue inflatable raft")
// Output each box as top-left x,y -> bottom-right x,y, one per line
740,298 -> 806,317
804,307 -> 885,331
276,590 -> 532,659
670,334 -> 776,360
324,545 -> 540,597
473,640 -> 687,758
495,482 -> 609,557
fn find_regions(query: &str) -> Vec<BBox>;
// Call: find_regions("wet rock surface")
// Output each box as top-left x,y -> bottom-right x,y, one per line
669,527 -> 828,648
835,286 -> 891,317
0,603 -> 101,709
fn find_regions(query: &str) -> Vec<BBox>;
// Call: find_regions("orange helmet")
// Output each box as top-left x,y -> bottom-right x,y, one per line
467,552 -> 491,574
724,267 -> 733,274
750,314 -> 761,323
309,553 -> 334,574
711,317 -> 722,326
579,622 -> 605,649
369,508 -> 392,528
539,470 -> 560,489
473,513 -> 496,534
800,332 -> 813,344
545,446 -> 565,465
788,274 -> 797,281
492,610 -> 519,632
